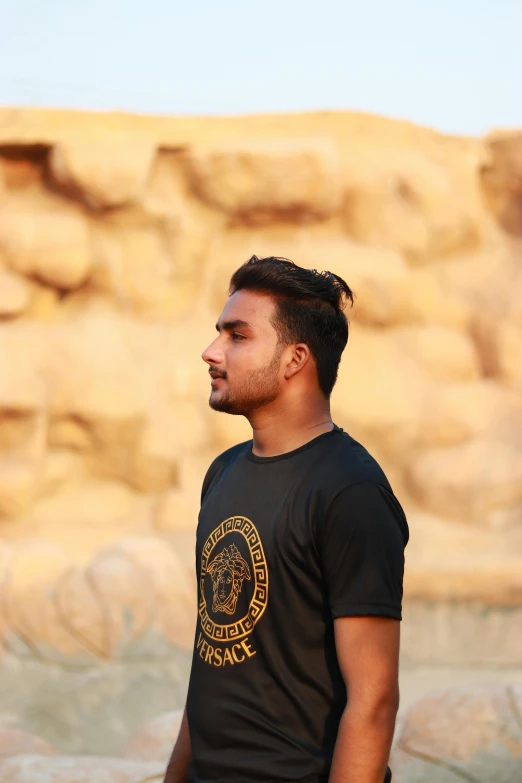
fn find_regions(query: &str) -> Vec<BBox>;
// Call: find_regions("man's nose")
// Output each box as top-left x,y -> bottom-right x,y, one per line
202,336 -> 223,366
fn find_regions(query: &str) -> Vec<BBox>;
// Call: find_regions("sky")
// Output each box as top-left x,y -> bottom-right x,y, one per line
1,0 -> 521,136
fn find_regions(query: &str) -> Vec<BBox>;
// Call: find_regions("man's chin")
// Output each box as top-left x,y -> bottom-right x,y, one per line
209,393 -> 244,415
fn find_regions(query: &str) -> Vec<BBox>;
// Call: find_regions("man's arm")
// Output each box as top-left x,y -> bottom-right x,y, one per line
329,616 -> 400,783
163,705 -> 192,783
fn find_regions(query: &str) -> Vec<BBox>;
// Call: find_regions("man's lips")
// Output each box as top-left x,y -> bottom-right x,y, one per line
210,373 -> 226,388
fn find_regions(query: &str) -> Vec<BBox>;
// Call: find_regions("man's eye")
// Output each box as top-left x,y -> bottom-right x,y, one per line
231,333 -> 245,341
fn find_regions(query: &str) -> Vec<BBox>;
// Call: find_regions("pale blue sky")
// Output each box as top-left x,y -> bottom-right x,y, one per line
1,0 -> 520,135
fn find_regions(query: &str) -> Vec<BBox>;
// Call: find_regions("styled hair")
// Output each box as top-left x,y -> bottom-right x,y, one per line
229,256 -> 354,397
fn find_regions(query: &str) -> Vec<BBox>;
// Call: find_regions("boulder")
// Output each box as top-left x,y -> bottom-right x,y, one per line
89,223 -> 197,319
403,266 -> 470,329
403,511 -> 522,604
0,409 -> 37,457
0,458 -> 39,518
25,284 -> 60,320
49,136 -> 156,210
498,319 -> 522,392
342,148 -> 481,263
84,545 -> 156,657
130,401 -> 208,493
0,727 -> 56,757
1,532 -> 197,663
391,684 -> 522,783
0,755 -> 164,783
0,154 -> 45,190
481,130 -> 522,235
153,488 -> 200,533
391,324 -> 480,382
54,566 -> 109,659
45,309 -> 148,482
406,436 -> 522,527
0,322 -> 49,410
333,326 -> 433,457
1,541 -> 85,659
497,263 -> 522,390
122,709 -> 183,762
0,202 -> 91,289
19,478 -> 143,562
106,537 -> 196,651
184,139 -> 341,221
419,380 -> 522,448
0,270 -> 31,318
37,450 -> 83,499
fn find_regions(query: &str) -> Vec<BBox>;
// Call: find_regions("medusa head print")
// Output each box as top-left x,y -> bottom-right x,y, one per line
207,544 -> 252,615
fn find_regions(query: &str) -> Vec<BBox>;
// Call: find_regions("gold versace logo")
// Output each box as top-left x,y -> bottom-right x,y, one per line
207,544 -> 251,615
199,516 -> 268,643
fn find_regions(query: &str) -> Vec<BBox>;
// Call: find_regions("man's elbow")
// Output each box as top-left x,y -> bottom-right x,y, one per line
346,684 -> 400,725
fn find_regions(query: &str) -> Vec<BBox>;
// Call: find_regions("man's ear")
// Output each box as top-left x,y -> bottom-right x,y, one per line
284,343 -> 311,380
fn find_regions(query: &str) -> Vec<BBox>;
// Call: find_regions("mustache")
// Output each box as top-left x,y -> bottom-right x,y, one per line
208,366 -> 227,379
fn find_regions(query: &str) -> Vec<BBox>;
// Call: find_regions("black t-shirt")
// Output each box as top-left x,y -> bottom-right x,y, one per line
186,425 -> 408,783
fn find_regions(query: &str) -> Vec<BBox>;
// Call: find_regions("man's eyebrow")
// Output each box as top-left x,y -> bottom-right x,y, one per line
215,319 -> 251,332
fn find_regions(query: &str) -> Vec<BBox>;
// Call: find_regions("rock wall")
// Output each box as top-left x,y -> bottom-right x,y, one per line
0,108 -> 521,750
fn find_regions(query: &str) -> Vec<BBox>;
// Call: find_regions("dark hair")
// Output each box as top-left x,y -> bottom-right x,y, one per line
229,256 -> 354,397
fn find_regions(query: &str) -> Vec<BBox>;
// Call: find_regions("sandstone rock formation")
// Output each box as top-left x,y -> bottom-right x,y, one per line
0,535 -> 196,662
0,108 -> 521,751
391,684 -> 522,782
0,756 -> 164,783
0,728 -> 56,757
122,710 -> 183,762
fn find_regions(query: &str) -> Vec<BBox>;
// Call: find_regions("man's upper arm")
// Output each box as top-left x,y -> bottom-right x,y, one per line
334,616 -> 400,705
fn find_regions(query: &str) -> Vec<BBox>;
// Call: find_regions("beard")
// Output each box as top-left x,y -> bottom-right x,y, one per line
209,347 -> 282,416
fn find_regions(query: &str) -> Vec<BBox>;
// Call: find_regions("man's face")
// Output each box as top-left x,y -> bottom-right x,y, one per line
202,290 -> 283,416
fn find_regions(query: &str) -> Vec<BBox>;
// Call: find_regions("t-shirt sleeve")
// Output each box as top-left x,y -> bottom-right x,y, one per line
200,457 -> 223,505
318,480 -> 408,621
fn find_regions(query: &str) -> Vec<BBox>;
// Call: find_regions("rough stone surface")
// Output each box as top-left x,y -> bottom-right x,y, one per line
0,536 -> 196,662
0,728 -> 56,757
0,270 -> 31,318
1,111 -> 519,568
481,130 -> 522,235
342,147 -> 482,263
122,710 -> 183,762
0,107 -> 522,755
0,755 -> 164,783
0,651 -> 191,756
184,139 -> 342,220
392,324 -> 481,382
406,437 -> 522,527
391,684 -> 522,782
0,203 -> 91,289
49,135 -> 156,210
334,325 -> 433,456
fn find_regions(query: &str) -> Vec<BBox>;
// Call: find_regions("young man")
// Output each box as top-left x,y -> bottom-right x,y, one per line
164,256 -> 409,783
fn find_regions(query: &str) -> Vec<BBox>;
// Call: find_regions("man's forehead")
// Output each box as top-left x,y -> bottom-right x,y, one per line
219,290 -> 275,325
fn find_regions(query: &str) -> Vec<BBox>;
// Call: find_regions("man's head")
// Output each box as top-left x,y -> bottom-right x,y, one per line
202,255 -> 353,416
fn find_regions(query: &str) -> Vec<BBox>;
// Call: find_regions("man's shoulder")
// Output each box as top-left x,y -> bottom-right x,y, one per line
319,431 -> 409,544
209,439 -> 252,471
201,440 -> 251,502
318,429 -> 392,493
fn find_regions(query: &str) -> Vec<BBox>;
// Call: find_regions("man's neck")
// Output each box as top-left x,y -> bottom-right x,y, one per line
248,406 -> 334,458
